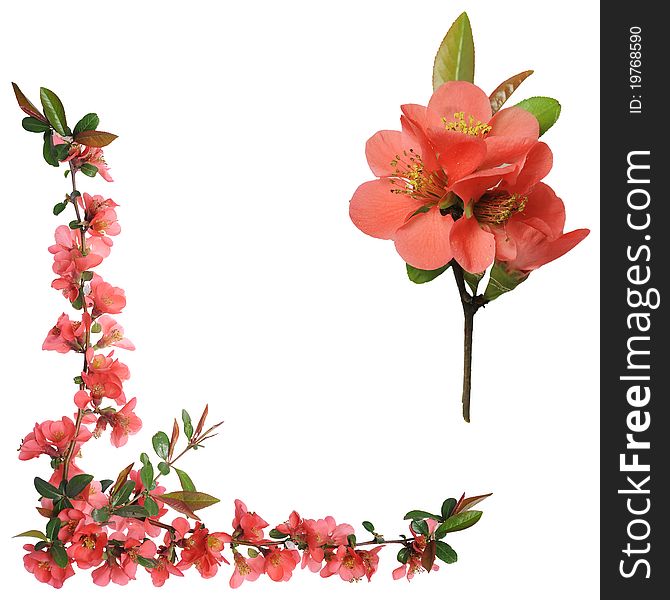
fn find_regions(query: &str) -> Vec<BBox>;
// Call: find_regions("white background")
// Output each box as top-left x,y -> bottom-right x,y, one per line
0,0 -> 599,597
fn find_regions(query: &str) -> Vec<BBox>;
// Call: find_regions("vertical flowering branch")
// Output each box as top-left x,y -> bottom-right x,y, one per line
348,13 -> 590,421
11,81 -> 489,589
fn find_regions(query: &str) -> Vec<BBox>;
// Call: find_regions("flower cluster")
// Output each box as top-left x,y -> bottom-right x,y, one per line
12,80 -> 488,589
348,12 -> 590,422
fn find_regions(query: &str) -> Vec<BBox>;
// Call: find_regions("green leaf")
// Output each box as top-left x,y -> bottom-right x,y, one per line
91,507 -> 110,522
46,518 -> 61,541
81,270 -> 94,282
99,479 -> 114,492
435,540 -> 458,564
140,452 -> 151,466
362,521 -> 375,533
347,534 -> 357,547
182,410 -> 194,439
53,201 -> 67,215
73,113 -> 100,135
156,491 -> 220,520
34,477 -> 61,500
157,461 -> 170,476
69,220 -> 81,229
71,294 -> 84,310
410,519 -> 430,536
140,463 -> 154,491
404,510 -> 441,521
66,474 -> 94,498
515,96 -> 561,136
463,271 -> 484,296
42,131 -> 59,167
406,263 -> 450,284
22,116 -> 51,133
53,143 -> 70,161
484,261 -> 529,301
91,322 -> 102,334
174,467 -> 196,492
433,12 -> 475,90
397,547 -> 410,564
435,510 -> 483,535
269,528 -> 288,539
39,87 -> 68,136
12,83 -> 47,122
152,431 -> 170,460
489,70 -> 534,114
144,496 -> 160,517
441,498 -> 457,520
112,480 -> 136,506
247,548 -> 259,558
136,555 -> 158,569
12,530 -> 48,542
79,163 -> 98,177
50,543 -> 69,568
114,505 -> 149,518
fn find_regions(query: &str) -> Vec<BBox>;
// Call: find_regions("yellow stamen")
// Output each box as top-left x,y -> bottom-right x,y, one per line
473,192 -> 527,225
443,111 -> 492,137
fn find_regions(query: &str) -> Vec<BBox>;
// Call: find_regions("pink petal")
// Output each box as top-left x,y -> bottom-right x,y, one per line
516,182 -> 565,238
506,222 -> 590,271
449,215 -> 496,273
349,179 -> 423,240
451,163 -> 515,204
366,130 -> 404,177
428,81 -> 492,124
510,142 -> 553,194
393,207 -> 454,270
489,106 -> 539,138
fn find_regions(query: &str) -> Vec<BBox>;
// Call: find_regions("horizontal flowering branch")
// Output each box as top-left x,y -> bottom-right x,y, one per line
12,80 -> 488,589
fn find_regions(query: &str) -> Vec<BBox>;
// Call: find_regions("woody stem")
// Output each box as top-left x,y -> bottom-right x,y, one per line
61,163 -> 89,483
451,262 -> 484,423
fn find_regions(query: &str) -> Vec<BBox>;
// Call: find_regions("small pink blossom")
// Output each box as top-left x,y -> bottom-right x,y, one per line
95,315 -> 135,350
230,550 -> 265,588
19,416 -> 91,460
42,313 -> 89,353
67,523 -> 107,568
263,547 -> 300,582
94,397 -> 142,447
23,543 -> 74,588
89,275 -> 126,316
59,138 -> 113,182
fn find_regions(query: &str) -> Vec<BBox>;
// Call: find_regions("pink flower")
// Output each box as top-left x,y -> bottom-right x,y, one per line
177,523 -> 230,579
57,508 -> 86,542
263,547 -> 300,582
48,225 -> 109,276
19,416 -> 91,460
89,275 -> 126,316
119,539 -> 157,580
149,555 -> 184,587
23,543 -> 74,588
357,546 -> 383,581
94,397 -> 142,447
91,560 -> 130,586
82,371 -> 123,404
52,273 -> 80,303
232,499 -> 269,543
89,207 -> 121,238
392,521 -> 440,581
350,81 -> 540,270
302,516 -> 354,567
94,315 -> 135,350
42,313 -> 89,353
230,550 -> 265,588
60,139 -> 113,182
320,545 -> 366,582
67,523 -> 107,568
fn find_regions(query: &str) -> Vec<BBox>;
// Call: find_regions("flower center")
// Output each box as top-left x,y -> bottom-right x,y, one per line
443,111 -> 492,137
389,150 -> 446,201
473,192 -> 527,225
82,535 -> 96,549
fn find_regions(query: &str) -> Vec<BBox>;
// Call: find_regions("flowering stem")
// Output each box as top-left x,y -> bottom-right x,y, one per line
451,262 -> 486,423
61,164 -> 89,483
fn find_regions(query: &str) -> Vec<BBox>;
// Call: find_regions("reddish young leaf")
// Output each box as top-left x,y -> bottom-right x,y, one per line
169,418 -> 180,461
157,491 -> 220,520
12,83 -> 47,122
421,540 -> 437,572
73,130 -> 118,147
194,404 -> 209,438
110,463 -> 134,497
453,492 -> 492,514
489,70 -> 534,113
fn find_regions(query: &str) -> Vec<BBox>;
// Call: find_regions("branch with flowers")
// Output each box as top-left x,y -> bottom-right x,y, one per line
11,72 -> 488,588
349,12 -> 590,422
